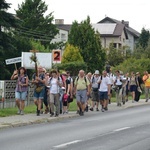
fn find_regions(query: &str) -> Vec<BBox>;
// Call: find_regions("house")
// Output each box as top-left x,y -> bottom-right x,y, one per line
97,17 -> 140,51
52,17 -> 140,51
92,23 -> 128,50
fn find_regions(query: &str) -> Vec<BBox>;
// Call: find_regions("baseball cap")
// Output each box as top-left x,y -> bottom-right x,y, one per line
94,70 -> 99,74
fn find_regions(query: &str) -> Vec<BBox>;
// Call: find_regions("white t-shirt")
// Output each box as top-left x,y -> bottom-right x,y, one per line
98,76 -> 111,92
107,73 -> 115,85
49,78 -> 61,94
114,75 -> 124,85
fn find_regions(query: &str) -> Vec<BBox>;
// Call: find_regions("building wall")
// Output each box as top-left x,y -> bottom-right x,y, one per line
101,31 -> 127,49
51,29 -> 68,44
125,31 -> 135,51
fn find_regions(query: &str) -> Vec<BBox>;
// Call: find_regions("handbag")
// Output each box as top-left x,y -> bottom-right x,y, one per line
137,86 -> 142,93
35,86 -> 44,93
63,93 -> 69,102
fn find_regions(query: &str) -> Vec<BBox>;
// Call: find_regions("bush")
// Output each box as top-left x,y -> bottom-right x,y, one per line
114,58 -> 150,74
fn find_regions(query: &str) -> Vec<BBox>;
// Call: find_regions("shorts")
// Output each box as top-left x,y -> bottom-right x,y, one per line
130,85 -> 137,92
15,91 -> 27,100
91,90 -> 99,102
34,88 -> 45,100
76,89 -> 87,103
99,91 -> 108,101
63,100 -> 68,106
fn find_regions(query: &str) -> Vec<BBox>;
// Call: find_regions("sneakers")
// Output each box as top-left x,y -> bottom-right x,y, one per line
117,103 -> 121,106
17,110 -> 24,115
17,109 -> 21,115
90,108 -> 99,111
101,108 -> 105,112
104,107 -> 108,111
20,110 -> 24,115
145,99 -> 149,102
122,101 -> 125,105
76,110 -> 79,114
63,111 -> 68,114
50,113 -> 54,117
90,108 -> 94,111
85,105 -> 88,112
79,111 -> 84,116
96,108 -> 99,111
55,114 -> 59,117
37,110 -> 40,116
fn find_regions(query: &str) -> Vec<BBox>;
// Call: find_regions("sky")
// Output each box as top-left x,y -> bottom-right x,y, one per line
6,0 -> 150,33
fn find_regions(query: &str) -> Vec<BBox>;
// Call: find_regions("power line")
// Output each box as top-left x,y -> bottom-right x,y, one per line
16,26 -> 55,38
14,28 -> 52,39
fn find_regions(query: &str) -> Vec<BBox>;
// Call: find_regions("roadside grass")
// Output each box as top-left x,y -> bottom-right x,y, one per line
0,94 -> 146,117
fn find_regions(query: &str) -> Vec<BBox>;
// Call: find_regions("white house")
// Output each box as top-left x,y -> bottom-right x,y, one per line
52,17 -> 140,51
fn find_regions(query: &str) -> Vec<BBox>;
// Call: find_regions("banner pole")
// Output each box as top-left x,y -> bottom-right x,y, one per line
14,63 -> 17,70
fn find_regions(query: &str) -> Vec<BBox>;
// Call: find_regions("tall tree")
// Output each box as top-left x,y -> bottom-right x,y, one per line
68,16 -> 106,73
137,28 -> 150,49
0,0 -> 19,79
15,0 -> 58,47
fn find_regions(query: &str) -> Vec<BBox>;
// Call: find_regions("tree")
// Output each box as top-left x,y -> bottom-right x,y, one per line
133,38 -> 150,59
68,16 -> 106,73
30,39 -> 50,52
137,28 -> 150,49
62,43 -> 83,63
145,39 -> 150,58
107,43 -> 125,66
15,0 -> 58,47
0,0 -> 19,79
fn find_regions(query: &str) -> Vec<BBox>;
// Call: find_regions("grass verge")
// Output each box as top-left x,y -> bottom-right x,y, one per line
0,94 -> 146,117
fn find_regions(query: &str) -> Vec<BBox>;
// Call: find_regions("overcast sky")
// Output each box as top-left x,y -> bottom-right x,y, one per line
6,0 -> 150,33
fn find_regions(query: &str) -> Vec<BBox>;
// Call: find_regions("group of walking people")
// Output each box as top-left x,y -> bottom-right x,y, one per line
11,66 -> 74,116
11,66 -> 150,117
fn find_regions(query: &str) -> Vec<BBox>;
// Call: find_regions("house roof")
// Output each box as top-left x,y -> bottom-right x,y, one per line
56,24 -> 72,31
98,16 -> 140,38
92,23 -> 128,39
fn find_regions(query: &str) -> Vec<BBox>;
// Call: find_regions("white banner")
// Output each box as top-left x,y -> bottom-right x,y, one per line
22,52 -> 52,69
5,57 -> 21,65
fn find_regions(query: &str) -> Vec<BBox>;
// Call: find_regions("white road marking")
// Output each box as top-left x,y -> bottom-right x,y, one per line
53,140 -> 81,148
114,127 -> 131,132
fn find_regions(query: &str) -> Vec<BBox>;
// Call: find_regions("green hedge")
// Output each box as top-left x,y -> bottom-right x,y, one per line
53,61 -> 87,76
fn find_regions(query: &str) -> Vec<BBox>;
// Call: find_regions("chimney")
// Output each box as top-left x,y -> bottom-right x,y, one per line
55,19 -> 64,24
122,20 -> 129,27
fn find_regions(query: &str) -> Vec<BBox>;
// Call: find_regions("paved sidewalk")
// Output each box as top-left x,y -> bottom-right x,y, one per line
0,99 -> 149,129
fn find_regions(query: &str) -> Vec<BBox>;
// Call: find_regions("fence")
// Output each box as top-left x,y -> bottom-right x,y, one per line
0,80 -> 34,109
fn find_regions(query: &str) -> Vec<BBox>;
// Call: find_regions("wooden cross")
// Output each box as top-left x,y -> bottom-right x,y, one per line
30,49 -> 39,53
30,49 -> 39,76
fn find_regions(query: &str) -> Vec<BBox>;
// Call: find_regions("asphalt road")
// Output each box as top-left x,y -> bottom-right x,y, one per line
0,105 -> 150,150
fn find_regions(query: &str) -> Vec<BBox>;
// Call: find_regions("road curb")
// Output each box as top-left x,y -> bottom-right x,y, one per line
0,101 -> 150,130
0,114 -> 79,130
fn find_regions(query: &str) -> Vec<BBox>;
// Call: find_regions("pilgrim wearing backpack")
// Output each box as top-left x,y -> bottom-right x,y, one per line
98,70 -> 111,112
90,70 -> 100,111
48,70 -> 62,117
74,70 -> 90,116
